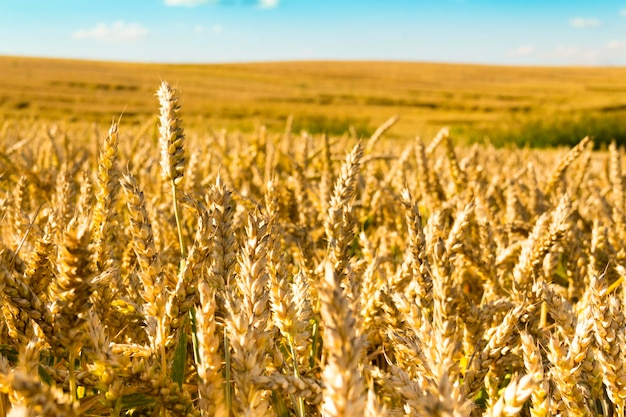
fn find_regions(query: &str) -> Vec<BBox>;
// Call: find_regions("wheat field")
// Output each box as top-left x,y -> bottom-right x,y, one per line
4,56 -> 626,145
0,81 -> 624,417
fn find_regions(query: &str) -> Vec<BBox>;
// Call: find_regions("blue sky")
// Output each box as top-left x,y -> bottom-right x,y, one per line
1,0 -> 626,65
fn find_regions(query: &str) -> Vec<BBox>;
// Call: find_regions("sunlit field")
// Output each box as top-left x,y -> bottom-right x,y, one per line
1,74 -> 626,416
3,56 -> 626,145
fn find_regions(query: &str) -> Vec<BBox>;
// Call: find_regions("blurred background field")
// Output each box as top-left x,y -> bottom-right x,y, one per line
3,56 -> 626,147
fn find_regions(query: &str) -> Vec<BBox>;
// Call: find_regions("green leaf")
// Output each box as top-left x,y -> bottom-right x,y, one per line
38,364 -> 54,386
310,318 -> 321,370
120,393 -> 156,409
0,345 -> 18,363
271,391 -> 290,417
171,328 -> 188,388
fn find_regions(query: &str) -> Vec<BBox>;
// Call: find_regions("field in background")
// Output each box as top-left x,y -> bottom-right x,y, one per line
2,56 -> 626,146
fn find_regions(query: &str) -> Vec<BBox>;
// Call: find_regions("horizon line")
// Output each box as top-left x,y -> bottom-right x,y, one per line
2,54 -> 625,70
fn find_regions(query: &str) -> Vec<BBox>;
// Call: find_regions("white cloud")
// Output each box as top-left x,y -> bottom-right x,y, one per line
549,41 -> 626,65
193,24 -> 223,34
608,39 -> 626,50
621,8 -> 626,17
165,0 -> 277,9
509,45 -> 535,57
553,45 -> 596,59
164,0 -> 213,6
569,17 -> 600,28
74,21 -> 148,42
258,0 -> 280,9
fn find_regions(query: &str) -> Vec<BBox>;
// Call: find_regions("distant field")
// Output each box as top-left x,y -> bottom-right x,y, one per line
2,56 -> 626,145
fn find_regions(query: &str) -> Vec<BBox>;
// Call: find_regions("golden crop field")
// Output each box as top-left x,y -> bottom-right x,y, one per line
1,73 -> 626,417
2,56 -> 626,145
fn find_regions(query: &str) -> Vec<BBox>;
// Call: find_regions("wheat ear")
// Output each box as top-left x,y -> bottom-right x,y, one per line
319,261 -> 366,417
157,80 -> 187,258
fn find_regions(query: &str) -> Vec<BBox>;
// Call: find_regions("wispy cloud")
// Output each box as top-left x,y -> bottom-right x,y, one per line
552,44 -> 598,62
164,0 -> 216,7
569,17 -> 600,28
165,0 -> 277,8
74,21 -> 148,42
509,45 -> 535,57
257,0 -> 279,9
621,8 -> 626,17
607,39 -> 626,50
193,24 -> 223,34
547,43 -> 623,65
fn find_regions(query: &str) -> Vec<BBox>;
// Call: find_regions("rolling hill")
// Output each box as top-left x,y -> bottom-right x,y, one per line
2,56 -> 626,145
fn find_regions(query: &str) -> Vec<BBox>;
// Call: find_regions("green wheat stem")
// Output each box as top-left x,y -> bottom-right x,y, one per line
68,347 -> 77,403
224,327 -> 232,417
171,181 -> 187,259
310,319 -> 320,370
189,306 -> 201,369
289,336 -> 306,417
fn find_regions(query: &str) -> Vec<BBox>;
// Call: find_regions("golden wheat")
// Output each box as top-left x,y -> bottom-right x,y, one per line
1,81 -> 626,417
